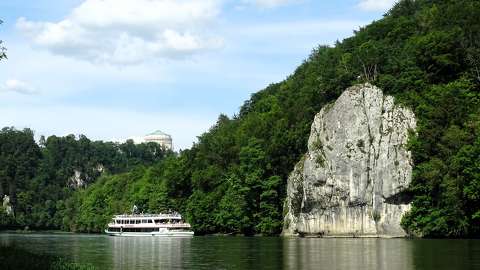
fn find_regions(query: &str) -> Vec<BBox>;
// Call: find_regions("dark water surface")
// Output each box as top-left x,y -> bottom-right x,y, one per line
1,233 -> 479,269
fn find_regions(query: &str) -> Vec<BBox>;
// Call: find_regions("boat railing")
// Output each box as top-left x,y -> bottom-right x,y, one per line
108,222 -> 191,228
114,213 -> 182,219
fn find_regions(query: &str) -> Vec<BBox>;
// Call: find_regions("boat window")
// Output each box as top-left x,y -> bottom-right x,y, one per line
148,220 -> 152,223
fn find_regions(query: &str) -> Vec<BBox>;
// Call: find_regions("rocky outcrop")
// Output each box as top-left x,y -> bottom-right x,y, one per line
283,84 -> 416,237
68,164 -> 105,188
69,170 -> 85,188
2,195 -> 13,216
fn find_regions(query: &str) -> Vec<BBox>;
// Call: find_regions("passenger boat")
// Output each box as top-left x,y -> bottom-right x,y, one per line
105,212 -> 194,237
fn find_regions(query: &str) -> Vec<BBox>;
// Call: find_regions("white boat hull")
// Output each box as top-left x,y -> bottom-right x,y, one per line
105,212 -> 194,237
105,230 -> 194,237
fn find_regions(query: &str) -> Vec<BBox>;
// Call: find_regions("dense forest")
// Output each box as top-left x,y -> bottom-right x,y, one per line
1,0 -> 480,237
0,128 -> 171,229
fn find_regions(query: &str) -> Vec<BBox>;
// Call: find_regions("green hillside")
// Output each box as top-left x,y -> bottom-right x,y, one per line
0,130 -> 171,229
2,0 -> 480,237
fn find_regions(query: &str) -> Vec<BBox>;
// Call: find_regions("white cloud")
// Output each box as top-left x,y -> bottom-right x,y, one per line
17,0 -> 223,65
0,79 -> 37,95
241,0 -> 299,9
358,0 -> 397,11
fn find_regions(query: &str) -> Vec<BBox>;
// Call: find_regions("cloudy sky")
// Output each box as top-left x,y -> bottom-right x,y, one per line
0,0 -> 396,149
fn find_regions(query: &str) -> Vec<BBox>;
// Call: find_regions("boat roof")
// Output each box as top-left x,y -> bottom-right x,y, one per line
114,213 -> 182,219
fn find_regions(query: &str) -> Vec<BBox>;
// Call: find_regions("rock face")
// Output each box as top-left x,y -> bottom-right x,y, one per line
68,165 -> 105,189
69,170 -> 86,188
2,195 -> 13,216
283,84 -> 416,237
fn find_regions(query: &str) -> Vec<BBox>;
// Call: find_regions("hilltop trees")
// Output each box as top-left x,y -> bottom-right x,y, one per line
0,129 -> 172,229
0,128 -> 41,215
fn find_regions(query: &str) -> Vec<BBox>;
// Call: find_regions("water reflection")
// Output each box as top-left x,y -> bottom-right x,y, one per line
111,237 -> 191,269
283,238 -> 413,270
410,239 -> 480,270
1,233 -> 480,270
186,237 -> 282,269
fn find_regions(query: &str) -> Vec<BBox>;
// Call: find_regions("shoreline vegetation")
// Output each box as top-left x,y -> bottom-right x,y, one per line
3,230 -> 476,239
0,245 -> 96,270
1,0 -> 480,239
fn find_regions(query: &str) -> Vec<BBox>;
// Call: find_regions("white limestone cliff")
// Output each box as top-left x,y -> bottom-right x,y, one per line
68,164 -> 105,188
283,84 -> 416,237
2,195 -> 13,216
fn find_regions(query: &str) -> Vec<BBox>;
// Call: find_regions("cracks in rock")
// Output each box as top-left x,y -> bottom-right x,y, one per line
373,94 -> 387,218
382,190 -> 413,205
311,185 -> 335,218
348,200 -> 367,207
291,177 -> 304,217
360,89 -> 374,202
361,87 -> 389,231
376,95 -> 387,164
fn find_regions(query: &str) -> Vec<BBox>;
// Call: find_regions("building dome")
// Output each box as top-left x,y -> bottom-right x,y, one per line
144,130 -> 173,150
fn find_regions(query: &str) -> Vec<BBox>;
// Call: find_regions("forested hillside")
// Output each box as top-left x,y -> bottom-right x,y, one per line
1,0 -> 480,237
0,128 -> 171,229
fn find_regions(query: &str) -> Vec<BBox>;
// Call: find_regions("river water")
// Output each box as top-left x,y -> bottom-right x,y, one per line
1,233 -> 479,269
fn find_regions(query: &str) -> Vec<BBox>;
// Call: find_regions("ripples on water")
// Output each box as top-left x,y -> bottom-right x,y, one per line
1,233 -> 479,270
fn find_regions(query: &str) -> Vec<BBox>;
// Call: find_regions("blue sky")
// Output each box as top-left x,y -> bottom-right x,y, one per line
0,0 -> 396,149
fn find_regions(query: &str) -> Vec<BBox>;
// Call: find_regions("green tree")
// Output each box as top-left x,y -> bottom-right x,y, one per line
0,128 -> 41,215
0,19 -> 6,61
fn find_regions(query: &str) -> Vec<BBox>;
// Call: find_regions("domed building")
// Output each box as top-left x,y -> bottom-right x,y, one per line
143,130 -> 173,150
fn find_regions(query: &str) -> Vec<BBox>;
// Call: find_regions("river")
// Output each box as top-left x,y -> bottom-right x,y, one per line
1,233 -> 479,269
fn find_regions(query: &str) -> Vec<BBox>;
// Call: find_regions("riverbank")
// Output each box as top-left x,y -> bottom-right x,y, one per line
0,245 -> 96,270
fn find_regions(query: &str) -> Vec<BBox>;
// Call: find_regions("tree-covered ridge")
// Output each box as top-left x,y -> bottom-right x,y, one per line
69,0 -> 479,236
1,0 -> 480,237
62,158 -> 187,232
0,127 -> 171,229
